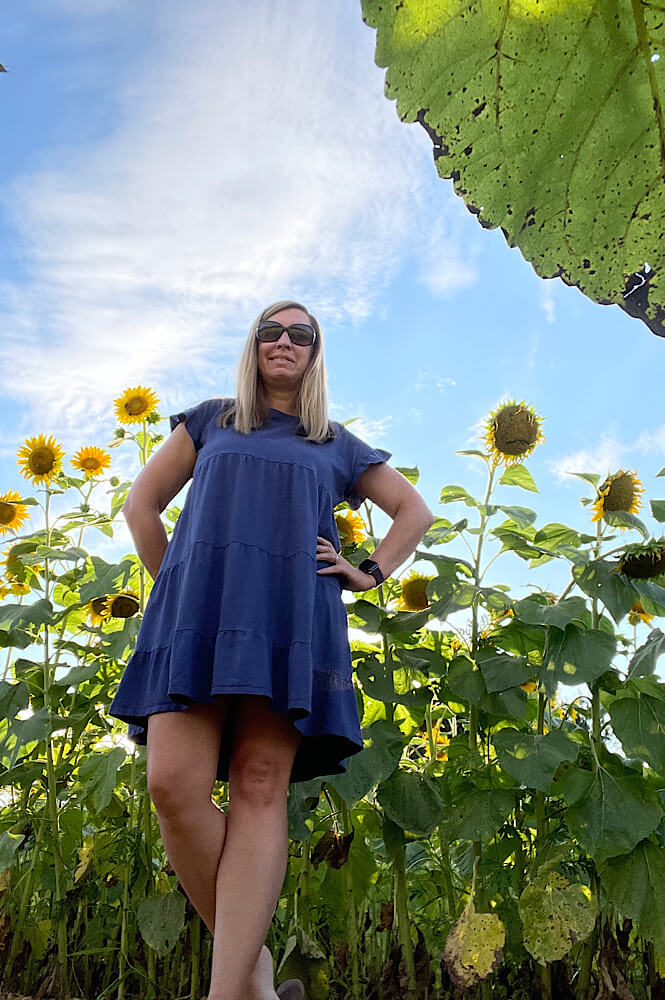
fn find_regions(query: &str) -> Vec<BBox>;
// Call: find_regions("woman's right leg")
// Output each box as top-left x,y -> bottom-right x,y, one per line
146,701 -> 275,996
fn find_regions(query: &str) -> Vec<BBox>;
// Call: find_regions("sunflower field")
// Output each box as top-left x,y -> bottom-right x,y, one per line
3,392 -> 665,1000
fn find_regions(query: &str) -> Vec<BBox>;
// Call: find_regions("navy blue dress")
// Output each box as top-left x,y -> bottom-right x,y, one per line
108,398 -> 392,782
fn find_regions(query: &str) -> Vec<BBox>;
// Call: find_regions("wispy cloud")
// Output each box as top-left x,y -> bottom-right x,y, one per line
547,438 -> 627,483
2,0 -> 474,433
540,279 -> 556,324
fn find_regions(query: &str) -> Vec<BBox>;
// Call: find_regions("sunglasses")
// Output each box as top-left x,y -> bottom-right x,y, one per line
256,320 -> 317,347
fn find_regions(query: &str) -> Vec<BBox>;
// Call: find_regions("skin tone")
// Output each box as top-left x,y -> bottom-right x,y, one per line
127,306 -> 434,1000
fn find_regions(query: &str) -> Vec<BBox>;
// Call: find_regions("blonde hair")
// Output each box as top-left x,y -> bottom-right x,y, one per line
219,300 -> 335,443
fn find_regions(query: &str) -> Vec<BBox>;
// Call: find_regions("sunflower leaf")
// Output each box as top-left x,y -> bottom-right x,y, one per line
542,624 -> 616,694
650,500 -> 665,523
600,841 -> 665,954
627,629 -> 665,680
494,729 -> 579,792
603,510 -> 650,540
609,689 -> 665,772
568,473 -> 601,488
362,0 -> 665,336
572,559 -> 637,623
456,450 -> 489,460
498,466 -> 538,493
395,466 -> 419,485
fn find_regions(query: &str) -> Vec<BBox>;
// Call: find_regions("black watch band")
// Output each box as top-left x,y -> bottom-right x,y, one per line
359,558 -> 385,587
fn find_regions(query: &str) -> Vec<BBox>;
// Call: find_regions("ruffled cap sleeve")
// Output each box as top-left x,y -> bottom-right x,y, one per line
340,424 -> 392,510
168,398 -> 229,453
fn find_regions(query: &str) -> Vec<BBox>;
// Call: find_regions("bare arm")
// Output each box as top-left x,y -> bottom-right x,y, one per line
122,421 -> 197,580
316,462 -> 434,589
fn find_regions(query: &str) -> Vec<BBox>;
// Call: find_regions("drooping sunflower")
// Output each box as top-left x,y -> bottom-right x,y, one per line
335,510 -> 366,546
592,470 -> 644,523
17,434 -> 65,486
71,446 -> 111,479
87,597 -> 111,626
397,571 -> 434,611
104,592 -> 140,618
0,490 -> 30,537
483,400 -> 544,467
628,601 -> 654,626
114,386 -> 160,425
617,539 -> 665,579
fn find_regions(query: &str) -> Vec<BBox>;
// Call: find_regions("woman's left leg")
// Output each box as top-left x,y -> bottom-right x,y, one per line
207,695 -> 302,1000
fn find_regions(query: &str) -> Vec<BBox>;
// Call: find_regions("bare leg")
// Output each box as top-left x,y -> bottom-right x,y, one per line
207,695 -> 302,1000
146,701 -> 277,998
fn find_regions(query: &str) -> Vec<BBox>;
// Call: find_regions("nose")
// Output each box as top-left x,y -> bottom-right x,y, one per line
274,330 -> 292,348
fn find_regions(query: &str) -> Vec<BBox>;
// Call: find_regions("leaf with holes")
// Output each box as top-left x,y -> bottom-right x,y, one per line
362,0 -> 665,336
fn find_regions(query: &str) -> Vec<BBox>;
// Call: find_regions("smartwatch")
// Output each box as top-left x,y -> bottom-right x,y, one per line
359,558 -> 385,587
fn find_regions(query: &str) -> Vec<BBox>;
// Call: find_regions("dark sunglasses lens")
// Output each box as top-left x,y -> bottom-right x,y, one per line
257,323 -> 283,342
288,324 -> 315,346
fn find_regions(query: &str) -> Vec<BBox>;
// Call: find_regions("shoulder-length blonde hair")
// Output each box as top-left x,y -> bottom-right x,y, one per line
219,300 -> 335,443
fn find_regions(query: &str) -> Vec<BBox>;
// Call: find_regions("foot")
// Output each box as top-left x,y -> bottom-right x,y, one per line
276,980 -> 306,1000
246,944 -> 280,1000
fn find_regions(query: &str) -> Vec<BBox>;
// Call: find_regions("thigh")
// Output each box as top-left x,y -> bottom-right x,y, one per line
228,696 -> 302,798
147,699 -> 229,804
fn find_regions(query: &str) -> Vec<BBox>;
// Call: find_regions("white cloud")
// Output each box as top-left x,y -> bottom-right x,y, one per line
547,438 -> 626,483
1,0 -> 474,430
416,215 -> 478,297
540,279 -> 556,323
414,371 -> 456,393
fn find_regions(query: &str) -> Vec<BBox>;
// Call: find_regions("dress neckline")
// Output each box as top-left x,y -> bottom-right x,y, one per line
269,408 -> 301,421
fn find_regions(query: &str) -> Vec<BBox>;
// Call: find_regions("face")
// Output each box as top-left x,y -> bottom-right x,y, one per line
256,306 -> 315,394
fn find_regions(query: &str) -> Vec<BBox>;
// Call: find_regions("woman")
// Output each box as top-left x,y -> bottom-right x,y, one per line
108,300 -> 434,1000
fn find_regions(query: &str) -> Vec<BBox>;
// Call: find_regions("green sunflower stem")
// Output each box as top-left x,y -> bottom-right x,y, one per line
117,748 -> 137,1000
340,798 -> 360,1000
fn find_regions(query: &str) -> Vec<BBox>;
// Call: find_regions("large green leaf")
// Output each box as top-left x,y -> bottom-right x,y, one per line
444,787 -> 517,843
628,628 -> 665,679
328,719 -> 404,804
476,649 -> 532,692
377,768 -> 447,837
609,689 -> 665,772
562,767 -> 662,862
78,748 -> 128,813
542,624 -> 616,694
362,0 -> 665,336
494,729 -> 579,792
572,559 -> 637,623
136,891 -> 186,955
514,596 -> 587,631
600,840 -> 665,953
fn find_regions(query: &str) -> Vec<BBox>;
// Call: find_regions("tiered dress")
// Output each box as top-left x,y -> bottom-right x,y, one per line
108,397 -> 392,782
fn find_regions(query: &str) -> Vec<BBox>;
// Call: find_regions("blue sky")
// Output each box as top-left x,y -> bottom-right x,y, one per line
2,0 -> 665,609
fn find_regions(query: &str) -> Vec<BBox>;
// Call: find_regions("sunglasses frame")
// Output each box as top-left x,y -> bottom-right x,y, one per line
255,320 -> 317,348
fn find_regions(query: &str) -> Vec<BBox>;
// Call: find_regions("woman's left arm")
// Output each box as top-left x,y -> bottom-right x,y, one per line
316,463 -> 435,591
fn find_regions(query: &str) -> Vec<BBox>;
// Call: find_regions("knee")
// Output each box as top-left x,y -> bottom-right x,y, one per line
230,747 -> 289,810
147,766 -> 213,820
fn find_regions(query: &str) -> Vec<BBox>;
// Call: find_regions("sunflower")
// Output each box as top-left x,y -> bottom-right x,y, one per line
520,681 -> 538,694
592,470 -> 644,523
426,724 -> 449,762
483,401 -> 544,467
104,592 -> 140,618
8,580 -> 30,595
0,580 -> 10,600
114,386 -> 160,425
628,601 -> 654,627
0,490 -> 30,537
618,539 -> 665,579
87,597 -> 111,626
335,510 -> 366,546
17,434 -> 65,486
397,572 -> 433,611
71,446 -> 111,479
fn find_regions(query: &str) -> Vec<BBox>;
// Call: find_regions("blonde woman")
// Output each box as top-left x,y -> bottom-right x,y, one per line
109,301 -> 433,1000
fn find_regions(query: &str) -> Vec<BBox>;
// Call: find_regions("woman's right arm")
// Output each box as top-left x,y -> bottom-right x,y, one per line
122,421 -> 197,580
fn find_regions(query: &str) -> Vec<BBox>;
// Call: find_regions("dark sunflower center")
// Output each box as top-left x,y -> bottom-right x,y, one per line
493,406 -> 538,456
620,548 -> 665,579
110,595 -> 140,617
602,475 -> 635,512
402,580 -> 429,610
125,396 -> 149,416
29,447 -> 55,475
91,597 -> 108,615
0,501 -> 16,525
81,457 -> 101,470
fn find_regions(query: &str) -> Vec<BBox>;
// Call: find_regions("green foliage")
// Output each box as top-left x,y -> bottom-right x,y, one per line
443,897 -> 505,989
362,0 -> 665,336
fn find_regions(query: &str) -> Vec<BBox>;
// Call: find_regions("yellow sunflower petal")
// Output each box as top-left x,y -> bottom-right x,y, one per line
0,490 -> 30,537
71,446 -> 112,479
335,510 -> 366,546
397,572 -> 433,611
483,400 -> 544,468
87,596 -> 111,626
114,386 -> 160,425
628,601 -> 654,626
17,434 -> 65,486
